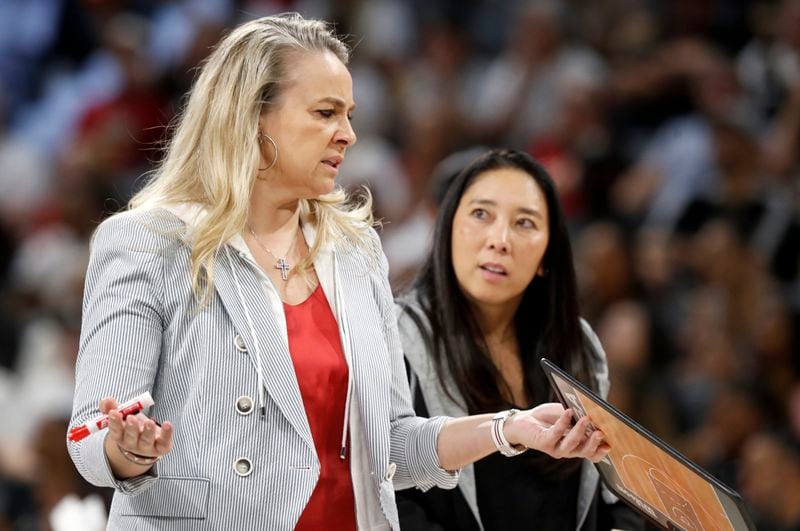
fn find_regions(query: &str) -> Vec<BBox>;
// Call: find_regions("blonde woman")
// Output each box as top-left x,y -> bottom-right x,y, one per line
67,14 -> 609,530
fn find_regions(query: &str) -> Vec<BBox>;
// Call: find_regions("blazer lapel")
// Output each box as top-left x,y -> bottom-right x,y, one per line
213,245 -> 314,452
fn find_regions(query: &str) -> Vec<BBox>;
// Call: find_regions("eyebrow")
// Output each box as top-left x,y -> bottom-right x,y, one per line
317,96 -> 356,112
468,198 -> 545,219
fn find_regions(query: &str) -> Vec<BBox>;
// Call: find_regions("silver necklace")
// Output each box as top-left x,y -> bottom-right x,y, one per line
246,224 -> 297,281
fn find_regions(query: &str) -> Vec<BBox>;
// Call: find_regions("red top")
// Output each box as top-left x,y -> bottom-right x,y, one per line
284,285 -> 356,531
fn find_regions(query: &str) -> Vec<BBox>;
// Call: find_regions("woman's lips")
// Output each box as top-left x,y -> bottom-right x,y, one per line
479,263 -> 507,281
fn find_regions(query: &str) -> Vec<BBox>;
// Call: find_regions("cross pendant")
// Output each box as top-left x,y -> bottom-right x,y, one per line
275,258 -> 291,281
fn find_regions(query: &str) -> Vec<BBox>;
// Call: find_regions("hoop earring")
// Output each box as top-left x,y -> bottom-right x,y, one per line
257,133 -> 278,173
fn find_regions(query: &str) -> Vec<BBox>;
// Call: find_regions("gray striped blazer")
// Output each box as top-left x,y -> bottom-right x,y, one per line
68,208 -> 457,530
396,295 -> 618,530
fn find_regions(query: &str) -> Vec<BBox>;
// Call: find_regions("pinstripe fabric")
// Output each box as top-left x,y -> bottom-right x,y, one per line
67,208 -> 457,530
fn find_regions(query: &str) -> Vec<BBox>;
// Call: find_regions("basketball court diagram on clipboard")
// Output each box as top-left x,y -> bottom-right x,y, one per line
541,358 -> 757,531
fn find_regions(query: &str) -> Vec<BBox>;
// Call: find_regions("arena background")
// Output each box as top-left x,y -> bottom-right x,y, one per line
0,0 -> 798,529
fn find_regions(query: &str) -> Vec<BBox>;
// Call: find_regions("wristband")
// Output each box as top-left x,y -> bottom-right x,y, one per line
491,409 -> 527,457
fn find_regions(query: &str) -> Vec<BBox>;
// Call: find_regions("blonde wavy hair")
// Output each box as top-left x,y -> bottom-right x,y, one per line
129,13 -> 374,302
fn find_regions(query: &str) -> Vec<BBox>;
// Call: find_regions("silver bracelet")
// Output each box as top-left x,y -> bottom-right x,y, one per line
491,409 -> 527,457
116,443 -> 161,466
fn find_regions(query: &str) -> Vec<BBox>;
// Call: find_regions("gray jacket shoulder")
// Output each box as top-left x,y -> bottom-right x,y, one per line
92,209 -> 186,252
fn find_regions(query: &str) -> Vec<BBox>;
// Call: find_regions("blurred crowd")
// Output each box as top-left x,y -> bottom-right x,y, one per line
0,0 -> 798,529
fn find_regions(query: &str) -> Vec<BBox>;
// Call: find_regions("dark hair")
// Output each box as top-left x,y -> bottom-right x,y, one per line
408,148 -> 596,414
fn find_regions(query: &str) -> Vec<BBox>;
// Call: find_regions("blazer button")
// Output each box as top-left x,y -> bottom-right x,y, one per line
236,395 -> 254,416
233,334 -> 248,352
234,457 -> 253,477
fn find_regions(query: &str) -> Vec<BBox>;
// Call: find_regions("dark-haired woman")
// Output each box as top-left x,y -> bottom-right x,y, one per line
395,149 -> 644,530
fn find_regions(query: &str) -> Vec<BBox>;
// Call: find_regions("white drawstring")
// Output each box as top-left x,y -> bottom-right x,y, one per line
339,375 -> 352,460
333,260 -> 353,460
225,246 -> 267,418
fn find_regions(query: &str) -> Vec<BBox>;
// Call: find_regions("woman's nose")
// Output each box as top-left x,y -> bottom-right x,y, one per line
336,117 -> 357,146
487,224 -> 510,253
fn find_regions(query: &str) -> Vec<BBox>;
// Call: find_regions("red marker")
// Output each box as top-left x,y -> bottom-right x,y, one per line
68,392 -> 155,443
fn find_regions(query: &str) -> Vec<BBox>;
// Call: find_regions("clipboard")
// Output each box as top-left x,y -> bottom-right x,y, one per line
540,358 -> 757,531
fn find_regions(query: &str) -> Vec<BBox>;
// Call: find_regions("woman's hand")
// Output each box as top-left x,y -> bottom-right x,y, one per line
504,402 -> 610,463
100,396 -> 174,478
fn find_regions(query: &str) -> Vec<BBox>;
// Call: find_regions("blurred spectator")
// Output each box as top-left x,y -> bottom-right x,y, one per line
681,385 -> 765,486
33,418 -> 108,531
761,82 -> 800,184
574,221 -> 635,321
70,13 -> 170,187
667,284 -> 747,430
467,0 -> 607,148
595,299 -> 677,440
381,146 -> 486,288
789,384 -> 800,440
737,0 -> 800,118
630,227 -> 682,367
0,0 -> 96,128
612,40 -> 761,230
739,432 -> 800,531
